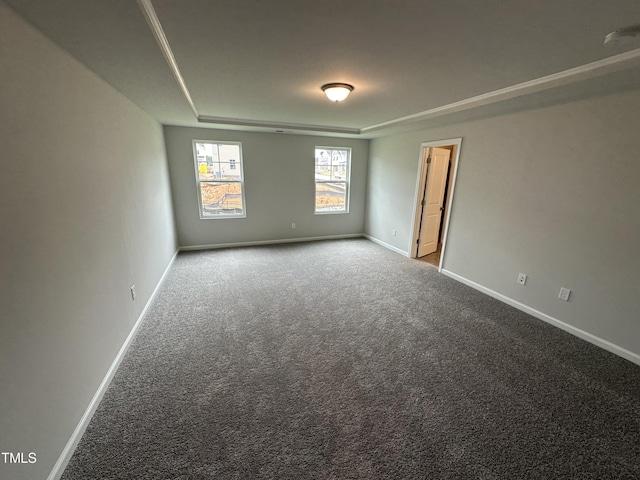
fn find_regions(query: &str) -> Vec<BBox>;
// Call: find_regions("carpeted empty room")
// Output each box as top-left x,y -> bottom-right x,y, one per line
61,239 -> 640,479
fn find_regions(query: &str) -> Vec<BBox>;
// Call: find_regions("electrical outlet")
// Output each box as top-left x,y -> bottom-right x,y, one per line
130,285 -> 136,301
517,273 -> 527,285
558,287 -> 571,301
392,229 -> 397,236
291,223 -> 296,229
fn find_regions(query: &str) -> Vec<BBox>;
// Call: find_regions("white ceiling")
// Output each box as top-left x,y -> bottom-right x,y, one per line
5,0 -> 640,137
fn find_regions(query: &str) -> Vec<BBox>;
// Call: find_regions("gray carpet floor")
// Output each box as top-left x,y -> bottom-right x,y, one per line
61,238 -> 640,479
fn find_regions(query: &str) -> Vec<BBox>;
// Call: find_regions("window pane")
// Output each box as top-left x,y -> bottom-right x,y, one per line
196,143 -> 242,181
195,142 -> 215,181
200,182 -> 244,217
330,149 -> 348,181
315,182 -> 346,212
315,148 -> 331,181
315,148 -> 349,181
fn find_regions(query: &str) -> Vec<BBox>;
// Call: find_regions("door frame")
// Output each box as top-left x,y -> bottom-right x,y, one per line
409,138 -> 463,271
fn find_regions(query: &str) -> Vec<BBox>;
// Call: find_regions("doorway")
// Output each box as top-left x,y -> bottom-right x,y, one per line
410,138 -> 462,271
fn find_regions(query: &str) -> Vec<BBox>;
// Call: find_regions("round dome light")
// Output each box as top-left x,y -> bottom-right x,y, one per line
321,83 -> 354,102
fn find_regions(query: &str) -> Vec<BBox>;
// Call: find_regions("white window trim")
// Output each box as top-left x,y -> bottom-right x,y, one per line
192,139 -> 247,219
314,146 -> 351,215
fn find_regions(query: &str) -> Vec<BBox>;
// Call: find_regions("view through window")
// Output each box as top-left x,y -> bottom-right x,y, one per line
193,141 -> 246,218
315,147 -> 351,213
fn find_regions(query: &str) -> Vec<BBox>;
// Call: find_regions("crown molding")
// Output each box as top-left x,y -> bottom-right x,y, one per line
137,0 -> 199,118
361,48 -> 640,134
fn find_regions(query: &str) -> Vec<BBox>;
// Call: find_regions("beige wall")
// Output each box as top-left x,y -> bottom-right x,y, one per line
0,3 -> 177,479
164,126 -> 369,248
366,87 -> 640,361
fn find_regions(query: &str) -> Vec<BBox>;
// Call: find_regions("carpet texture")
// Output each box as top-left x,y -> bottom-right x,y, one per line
61,239 -> 640,479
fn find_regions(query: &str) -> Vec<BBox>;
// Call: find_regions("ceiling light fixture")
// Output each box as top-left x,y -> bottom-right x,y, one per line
321,83 -> 354,102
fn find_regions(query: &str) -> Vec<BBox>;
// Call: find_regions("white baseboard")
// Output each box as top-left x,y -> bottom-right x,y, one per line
47,249 -> 180,480
363,235 -> 409,257
179,233 -> 364,251
441,269 -> 640,367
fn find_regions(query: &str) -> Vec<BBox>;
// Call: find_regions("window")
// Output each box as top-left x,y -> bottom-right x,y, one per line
315,147 -> 351,213
193,140 -> 246,218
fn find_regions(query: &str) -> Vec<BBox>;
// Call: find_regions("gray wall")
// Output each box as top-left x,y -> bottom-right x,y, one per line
164,126 -> 369,247
0,4 -> 177,480
365,87 -> 640,360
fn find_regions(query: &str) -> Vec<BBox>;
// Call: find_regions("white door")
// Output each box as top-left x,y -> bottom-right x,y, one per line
417,147 -> 451,257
